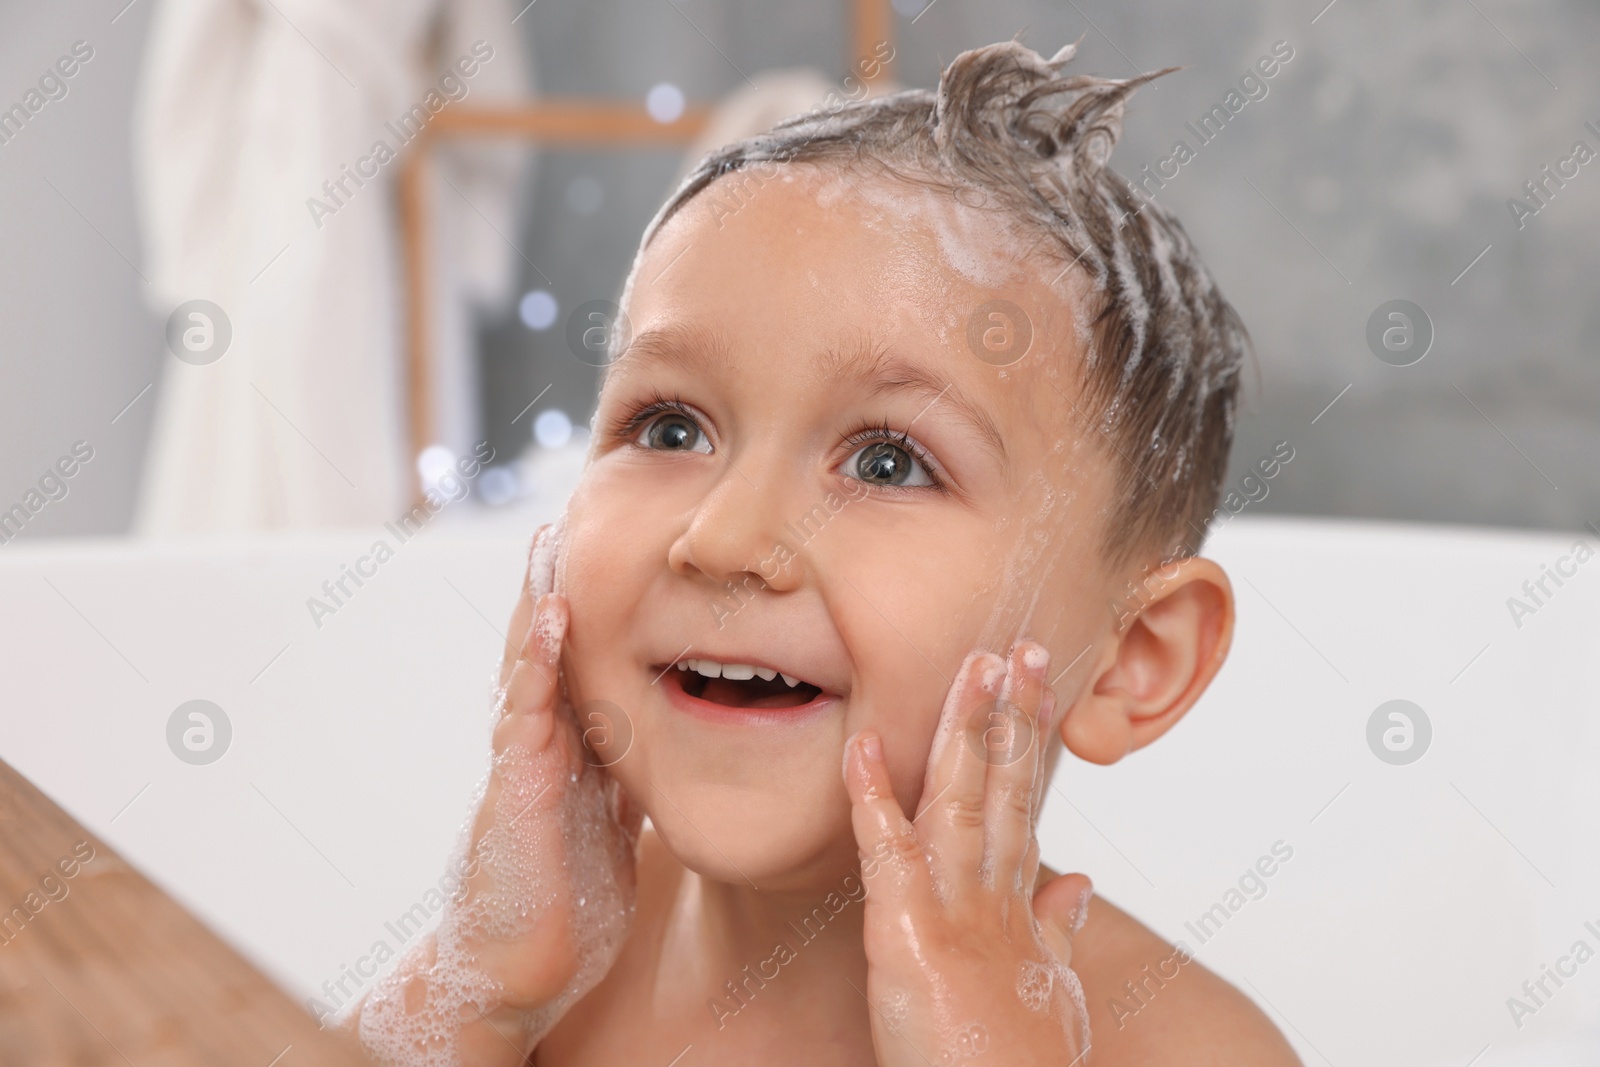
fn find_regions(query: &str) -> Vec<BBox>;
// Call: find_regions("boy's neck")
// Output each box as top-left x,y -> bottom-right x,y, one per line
648,840 -> 873,1049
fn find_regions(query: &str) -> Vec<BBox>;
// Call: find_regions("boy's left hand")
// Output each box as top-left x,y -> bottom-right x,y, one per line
844,642 -> 1092,1067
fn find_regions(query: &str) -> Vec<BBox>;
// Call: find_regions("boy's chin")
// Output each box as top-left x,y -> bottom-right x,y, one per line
633,769 -> 858,891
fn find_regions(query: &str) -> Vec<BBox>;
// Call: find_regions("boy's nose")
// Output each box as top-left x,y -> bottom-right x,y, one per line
666,461 -> 803,595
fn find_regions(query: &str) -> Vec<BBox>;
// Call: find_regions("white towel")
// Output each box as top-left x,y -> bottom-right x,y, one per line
133,0 -> 529,533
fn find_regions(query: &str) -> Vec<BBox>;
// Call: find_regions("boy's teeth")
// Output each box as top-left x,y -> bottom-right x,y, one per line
676,659 -> 800,687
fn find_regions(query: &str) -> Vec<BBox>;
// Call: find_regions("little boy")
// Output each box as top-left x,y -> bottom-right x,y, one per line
344,39 -> 1300,1066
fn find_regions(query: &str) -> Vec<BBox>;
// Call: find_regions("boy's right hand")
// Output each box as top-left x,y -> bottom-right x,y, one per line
463,522 -> 641,1012
355,523 -> 640,1065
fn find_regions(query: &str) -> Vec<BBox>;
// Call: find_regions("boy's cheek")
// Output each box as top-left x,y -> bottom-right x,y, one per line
599,736 -> 650,811
555,489 -> 638,685
560,479 -> 628,596
806,530 -> 993,778
886,741 -> 935,813
851,684 -> 944,809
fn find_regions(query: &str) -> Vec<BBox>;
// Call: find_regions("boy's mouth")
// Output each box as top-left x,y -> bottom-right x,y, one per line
657,657 -> 825,709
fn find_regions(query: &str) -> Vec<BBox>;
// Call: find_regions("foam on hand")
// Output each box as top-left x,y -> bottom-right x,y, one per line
355,741 -> 633,1065
353,512 -> 634,1066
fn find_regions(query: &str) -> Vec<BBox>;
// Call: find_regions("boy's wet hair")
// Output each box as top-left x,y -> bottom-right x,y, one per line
645,40 -> 1252,564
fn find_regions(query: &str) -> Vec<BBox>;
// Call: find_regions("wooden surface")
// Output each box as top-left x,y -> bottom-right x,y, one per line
852,0 -> 894,75
0,757 -> 371,1067
427,102 -> 711,142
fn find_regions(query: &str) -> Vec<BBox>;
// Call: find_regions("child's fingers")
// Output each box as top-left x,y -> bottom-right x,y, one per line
846,731 -> 934,917
1019,688 -> 1056,891
1029,687 -> 1057,817
469,595 -> 571,897
914,651 -> 1005,884
499,525 -> 551,688
495,593 -> 566,755
528,515 -> 562,600
1032,872 -> 1092,967
1021,833 -> 1043,899
984,642 -> 1050,884
922,650 -> 991,774
609,777 -> 645,846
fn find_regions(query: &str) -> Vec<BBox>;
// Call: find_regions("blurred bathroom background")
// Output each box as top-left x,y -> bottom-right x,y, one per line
0,0 -> 1595,538
4,6 -> 1598,1064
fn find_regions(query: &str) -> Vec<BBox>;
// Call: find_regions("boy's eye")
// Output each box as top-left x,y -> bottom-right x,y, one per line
844,441 -> 933,488
639,413 -> 712,454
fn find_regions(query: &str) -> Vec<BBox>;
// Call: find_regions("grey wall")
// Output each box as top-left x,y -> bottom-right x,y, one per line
0,0 -> 161,538
4,0 -> 1597,539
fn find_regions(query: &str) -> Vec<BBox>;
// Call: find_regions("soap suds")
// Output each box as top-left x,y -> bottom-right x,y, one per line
354,519 -> 633,1066
1017,959 -> 1054,1012
355,740 -> 633,1066
879,988 -> 911,1035
527,513 -> 568,601
533,596 -> 566,662
937,1020 -> 989,1062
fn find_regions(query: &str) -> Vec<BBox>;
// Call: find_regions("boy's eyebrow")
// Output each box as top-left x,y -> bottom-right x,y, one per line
617,324 -> 732,377
620,325 -> 1008,464
820,341 -> 1009,464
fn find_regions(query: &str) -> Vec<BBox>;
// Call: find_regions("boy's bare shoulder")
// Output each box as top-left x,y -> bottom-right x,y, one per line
1066,883 -> 1302,1067
620,836 -> 1300,1064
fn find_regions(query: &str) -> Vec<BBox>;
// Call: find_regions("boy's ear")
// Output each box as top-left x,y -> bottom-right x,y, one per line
1060,557 -> 1234,765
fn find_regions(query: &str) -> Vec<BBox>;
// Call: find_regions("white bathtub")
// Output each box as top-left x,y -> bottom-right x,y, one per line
1,514 -> 1596,1064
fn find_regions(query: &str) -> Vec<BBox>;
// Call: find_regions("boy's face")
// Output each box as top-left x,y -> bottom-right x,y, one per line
560,167 -> 1121,889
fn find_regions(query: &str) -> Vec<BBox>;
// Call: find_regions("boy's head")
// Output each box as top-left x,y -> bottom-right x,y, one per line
556,40 -> 1248,889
